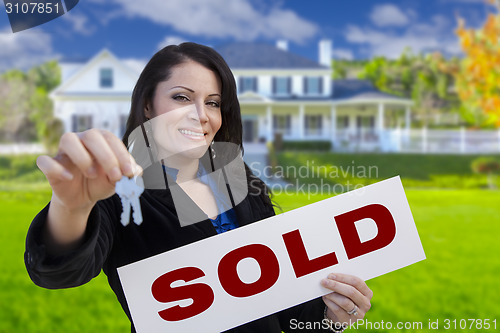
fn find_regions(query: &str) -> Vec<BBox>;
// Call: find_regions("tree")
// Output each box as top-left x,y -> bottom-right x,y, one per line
0,60 -> 61,146
358,49 -> 460,126
0,72 -> 37,142
454,0 -> 500,127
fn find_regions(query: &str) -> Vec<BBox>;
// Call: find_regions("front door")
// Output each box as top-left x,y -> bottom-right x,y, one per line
242,119 -> 256,142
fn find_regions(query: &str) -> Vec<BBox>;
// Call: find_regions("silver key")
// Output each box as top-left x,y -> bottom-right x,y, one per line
116,175 -> 144,226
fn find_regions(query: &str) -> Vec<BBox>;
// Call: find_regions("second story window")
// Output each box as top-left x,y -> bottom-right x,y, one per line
273,77 -> 291,95
303,76 -> 323,95
100,68 -> 113,88
239,77 -> 257,93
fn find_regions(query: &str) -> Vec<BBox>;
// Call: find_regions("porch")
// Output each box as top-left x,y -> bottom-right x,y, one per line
239,100 -> 412,152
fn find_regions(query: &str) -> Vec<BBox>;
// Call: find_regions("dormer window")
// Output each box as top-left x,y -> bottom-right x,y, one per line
273,77 -> 291,95
100,68 -> 113,88
239,77 -> 257,93
304,76 -> 323,95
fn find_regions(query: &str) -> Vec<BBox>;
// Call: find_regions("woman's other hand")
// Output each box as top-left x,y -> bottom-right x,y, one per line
321,273 -> 373,328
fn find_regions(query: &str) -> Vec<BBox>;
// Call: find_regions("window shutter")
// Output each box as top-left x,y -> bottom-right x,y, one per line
318,76 -> 323,94
303,77 -> 308,94
88,115 -> 93,129
318,115 -> 323,128
253,77 -> 257,92
287,77 -> 291,94
238,77 -> 243,93
272,77 -> 277,94
286,115 -> 291,130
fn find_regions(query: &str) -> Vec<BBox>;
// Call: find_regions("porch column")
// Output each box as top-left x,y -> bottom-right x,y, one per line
330,105 -> 337,147
378,103 -> 385,150
298,104 -> 305,139
266,105 -> 273,142
405,105 -> 411,135
378,103 -> 385,132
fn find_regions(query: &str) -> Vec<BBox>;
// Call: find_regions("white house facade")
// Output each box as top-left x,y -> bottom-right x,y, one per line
51,41 -> 413,152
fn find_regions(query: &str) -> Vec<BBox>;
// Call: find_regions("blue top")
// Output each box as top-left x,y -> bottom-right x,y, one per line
162,163 -> 239,234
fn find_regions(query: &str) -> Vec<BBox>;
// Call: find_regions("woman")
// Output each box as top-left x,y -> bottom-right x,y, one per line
25,42 -> 372,332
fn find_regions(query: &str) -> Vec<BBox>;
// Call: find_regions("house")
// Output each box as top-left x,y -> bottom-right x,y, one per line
50,41 -> 413,152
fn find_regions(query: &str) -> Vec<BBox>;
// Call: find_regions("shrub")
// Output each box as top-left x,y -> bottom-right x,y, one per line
281,140 -> 331,151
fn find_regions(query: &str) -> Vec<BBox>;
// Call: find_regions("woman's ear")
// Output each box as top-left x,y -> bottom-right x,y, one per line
144,103 -> 152,120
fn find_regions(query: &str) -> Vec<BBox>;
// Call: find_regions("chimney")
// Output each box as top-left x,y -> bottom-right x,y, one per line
276,40 -> 288,51
319,39 -> 332,67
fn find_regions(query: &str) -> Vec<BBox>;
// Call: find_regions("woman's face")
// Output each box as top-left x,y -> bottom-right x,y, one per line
146,60 -> 222,161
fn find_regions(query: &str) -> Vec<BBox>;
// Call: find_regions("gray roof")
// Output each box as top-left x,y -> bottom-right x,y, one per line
332,79 -> 408,101
216,42 -> 327,69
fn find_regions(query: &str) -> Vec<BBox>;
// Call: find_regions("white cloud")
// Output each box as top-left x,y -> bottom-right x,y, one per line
370,4 -> 410,27
0,27 -> 58,72
156,36 -> 186,50
98,0 -> 318,44
62,12 -> 96,36
332,48 -> 354,60
122,58 -> 147,74
345,13 -> 461,59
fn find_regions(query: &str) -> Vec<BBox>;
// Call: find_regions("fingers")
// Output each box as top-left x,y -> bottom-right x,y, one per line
322,291 -> 364,319
332,273 -> 373,299
102,131 -> 137,178
321,273 -> 373,326
322,295 -> 357,327
321,274 -> 371,311
37,155 -> 74,182
78,130 -> 124,182
57,129 -> 138,182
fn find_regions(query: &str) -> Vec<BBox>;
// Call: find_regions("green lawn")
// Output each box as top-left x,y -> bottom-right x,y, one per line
1,184 -> 499,332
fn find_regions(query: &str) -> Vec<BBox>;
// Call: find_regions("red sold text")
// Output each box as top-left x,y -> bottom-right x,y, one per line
151,204 -> 396,321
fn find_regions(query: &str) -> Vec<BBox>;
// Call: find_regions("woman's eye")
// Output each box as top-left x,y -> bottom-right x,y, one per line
173,94 -> 189,102
207,100 -> 220,108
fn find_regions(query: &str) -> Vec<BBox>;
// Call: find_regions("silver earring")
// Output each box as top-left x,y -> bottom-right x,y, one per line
211,141 -> 216,159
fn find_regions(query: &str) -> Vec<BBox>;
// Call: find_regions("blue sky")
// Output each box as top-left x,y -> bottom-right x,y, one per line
0,0 -> 497,72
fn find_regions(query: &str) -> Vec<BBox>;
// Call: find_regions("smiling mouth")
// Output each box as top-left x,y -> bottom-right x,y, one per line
178,129 -> 207,139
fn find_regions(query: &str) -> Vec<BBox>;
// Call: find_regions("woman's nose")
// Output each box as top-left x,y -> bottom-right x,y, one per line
191,102 -> 209,123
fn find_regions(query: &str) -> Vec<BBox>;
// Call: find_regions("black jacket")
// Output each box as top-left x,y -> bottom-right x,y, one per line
25,186 -> 329,332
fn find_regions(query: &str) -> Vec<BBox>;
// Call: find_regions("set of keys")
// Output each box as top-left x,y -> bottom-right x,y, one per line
115,175 -> 144,226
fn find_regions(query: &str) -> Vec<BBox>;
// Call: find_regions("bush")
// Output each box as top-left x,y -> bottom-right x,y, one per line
281,140 -> 331,151
471,157 -> 500,174
0,155 -> 40,180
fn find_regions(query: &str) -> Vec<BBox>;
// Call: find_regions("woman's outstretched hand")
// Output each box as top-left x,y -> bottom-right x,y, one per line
321,273 -> 373,329
37,129 -> 141,210
36,129 -> 142,248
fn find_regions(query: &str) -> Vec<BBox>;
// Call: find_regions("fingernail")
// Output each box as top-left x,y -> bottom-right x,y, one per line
61,170 -> 74,180
328,274 -> 337,280
87,166 -> 97,178
133,164 -> 143,176
123,163 -> 133,177
321,279 -> 329,287
109,167 -> 122,180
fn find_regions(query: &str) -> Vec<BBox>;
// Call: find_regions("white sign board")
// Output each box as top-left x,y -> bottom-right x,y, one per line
118,176 -> 426,333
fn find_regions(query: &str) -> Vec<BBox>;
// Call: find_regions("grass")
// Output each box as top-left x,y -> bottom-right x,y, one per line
1,181 -> 499,332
